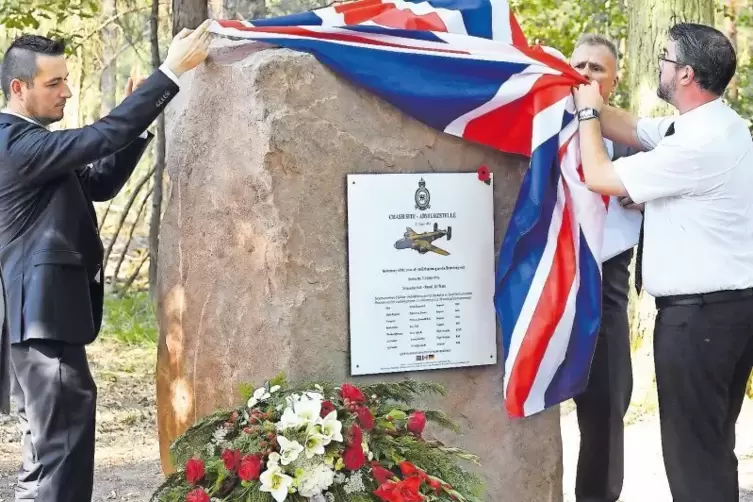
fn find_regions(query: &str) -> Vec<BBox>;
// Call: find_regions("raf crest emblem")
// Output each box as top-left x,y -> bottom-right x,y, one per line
414,178 -> 430,211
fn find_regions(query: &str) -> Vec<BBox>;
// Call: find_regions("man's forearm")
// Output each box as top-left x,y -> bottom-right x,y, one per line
599,105 -> 643,151
579,119 -> 627,196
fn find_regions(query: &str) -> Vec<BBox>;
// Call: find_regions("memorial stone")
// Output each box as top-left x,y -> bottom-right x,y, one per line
156,41 -> 563,501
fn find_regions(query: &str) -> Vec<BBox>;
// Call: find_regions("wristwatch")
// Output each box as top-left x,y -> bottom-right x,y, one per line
577,107 -> 600,122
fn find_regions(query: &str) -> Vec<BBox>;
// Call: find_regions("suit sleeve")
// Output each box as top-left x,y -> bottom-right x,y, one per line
5,69 -> 178,187
77,132 -> 153,201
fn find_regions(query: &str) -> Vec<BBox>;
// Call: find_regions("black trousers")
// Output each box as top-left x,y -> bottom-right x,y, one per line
654,294 -> 753,502
574,250 -> 633,502
10,339 -> 97,502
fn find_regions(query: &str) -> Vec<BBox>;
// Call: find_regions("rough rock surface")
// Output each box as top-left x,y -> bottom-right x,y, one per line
156,40 -> 562,501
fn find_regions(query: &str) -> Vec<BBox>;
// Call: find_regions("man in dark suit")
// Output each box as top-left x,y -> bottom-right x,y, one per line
569,34 -> 637,502
0,21 -> 211,502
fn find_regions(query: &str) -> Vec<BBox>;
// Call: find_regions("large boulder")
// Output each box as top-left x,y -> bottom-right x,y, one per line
156,41 -> 563,501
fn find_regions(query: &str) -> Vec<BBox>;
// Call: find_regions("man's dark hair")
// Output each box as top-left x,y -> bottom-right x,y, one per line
1,35 -> 65,100
669,23 -> 736,96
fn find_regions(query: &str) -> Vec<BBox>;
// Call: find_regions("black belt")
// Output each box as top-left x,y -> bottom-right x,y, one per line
655,287 -> 753,309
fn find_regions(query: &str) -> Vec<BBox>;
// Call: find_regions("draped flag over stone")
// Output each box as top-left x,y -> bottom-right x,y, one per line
208,0 -> 606,418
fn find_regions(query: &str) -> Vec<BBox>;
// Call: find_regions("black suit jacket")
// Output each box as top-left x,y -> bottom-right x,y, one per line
0,69 -> 178,347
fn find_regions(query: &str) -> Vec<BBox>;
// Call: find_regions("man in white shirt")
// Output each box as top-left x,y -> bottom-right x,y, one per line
573,22 -> 753,501
569,34 -> 637,502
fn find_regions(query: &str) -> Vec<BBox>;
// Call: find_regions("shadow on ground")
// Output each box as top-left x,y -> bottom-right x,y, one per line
0,456 -> 162,502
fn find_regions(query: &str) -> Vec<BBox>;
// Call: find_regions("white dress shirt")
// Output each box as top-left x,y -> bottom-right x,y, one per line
1,64 -> 181,138
613,99 -> 753,297
600,138 -> 643,262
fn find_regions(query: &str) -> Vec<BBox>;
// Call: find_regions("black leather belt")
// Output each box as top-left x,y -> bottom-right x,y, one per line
655,287 -> 753,309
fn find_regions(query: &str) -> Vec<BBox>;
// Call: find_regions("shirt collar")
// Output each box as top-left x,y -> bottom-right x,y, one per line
672,98 -> 724,134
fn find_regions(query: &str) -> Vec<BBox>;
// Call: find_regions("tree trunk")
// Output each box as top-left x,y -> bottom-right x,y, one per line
150,0 -> 169,297
208,0 -> 265,20
172,0 -> 208,35
627,0 -> 714,117
100,0 -> 118,118
724,0 -> 738,101
625,0 -> 714,421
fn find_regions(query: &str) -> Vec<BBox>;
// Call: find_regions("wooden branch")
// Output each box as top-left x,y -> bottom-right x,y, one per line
149,0 -> 167,296
98,199 -> 115,235
118,252 -> 150,297
103,165 -> 156,266
115,19 -> 150,66
99,29 -> 150,74
71,5 -> 153,53
112,184 -> 154,283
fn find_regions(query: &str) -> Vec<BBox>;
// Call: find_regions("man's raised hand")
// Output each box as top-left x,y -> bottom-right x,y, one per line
573,80 -> 604,112
164,19 -> 212,78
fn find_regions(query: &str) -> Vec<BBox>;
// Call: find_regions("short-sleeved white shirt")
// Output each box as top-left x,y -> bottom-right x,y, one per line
613,99 -> 753,297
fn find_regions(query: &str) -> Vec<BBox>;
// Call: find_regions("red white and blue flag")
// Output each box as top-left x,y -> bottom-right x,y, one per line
208,0 -> 605,418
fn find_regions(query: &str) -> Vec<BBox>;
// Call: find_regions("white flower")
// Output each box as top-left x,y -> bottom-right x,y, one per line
296,464 -> 336,497
305,391 -> 324,401
285,393 -> 300,407
255,387 -> 271,399
249,387 -> 272,408
270,385 -> 281,393
319,411 -> 343,444
314,384 -> 323,391
294,395 -> 322,423
212,426 -> 228,444
260,464 -> 294,502
304,431 -> 327,458
334,472 -> 346,484
277,407 -> 305,431
277,435 -> 304,465
267,452 -> 281,467
343,471 -> 366,494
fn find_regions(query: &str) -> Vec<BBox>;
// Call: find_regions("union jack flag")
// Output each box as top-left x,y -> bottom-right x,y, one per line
208,0 -> 604,418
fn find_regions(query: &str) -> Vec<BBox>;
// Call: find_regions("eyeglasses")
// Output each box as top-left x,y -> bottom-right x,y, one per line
657,54 -> 690,68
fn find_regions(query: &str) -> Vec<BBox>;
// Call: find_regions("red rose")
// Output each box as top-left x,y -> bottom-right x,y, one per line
477,165 -> 491,184
407,411 -> 426,436
374,477 -> 424,502
221,448 -> 242,472
343,443 -> 366,470
320,400 -> 336,418
374,481 -> 400,502
371,462 -> 395,484
340,383 -> 366,403
186,488 -> 210,502
356,406 -> 374,430
343,424 -> 365,470
238,454 -> 263,481
394,476 -> 424,502
185,458 -> 205,485
399,461 -> 427,481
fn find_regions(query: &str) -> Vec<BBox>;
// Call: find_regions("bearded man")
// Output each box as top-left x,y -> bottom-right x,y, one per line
574,22 -> 753,501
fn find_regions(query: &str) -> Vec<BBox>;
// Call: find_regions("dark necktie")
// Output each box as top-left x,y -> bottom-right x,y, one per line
634,122 -> 675,294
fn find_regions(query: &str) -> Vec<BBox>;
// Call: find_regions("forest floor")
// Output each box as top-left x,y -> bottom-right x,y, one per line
1,299 -> 752,501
